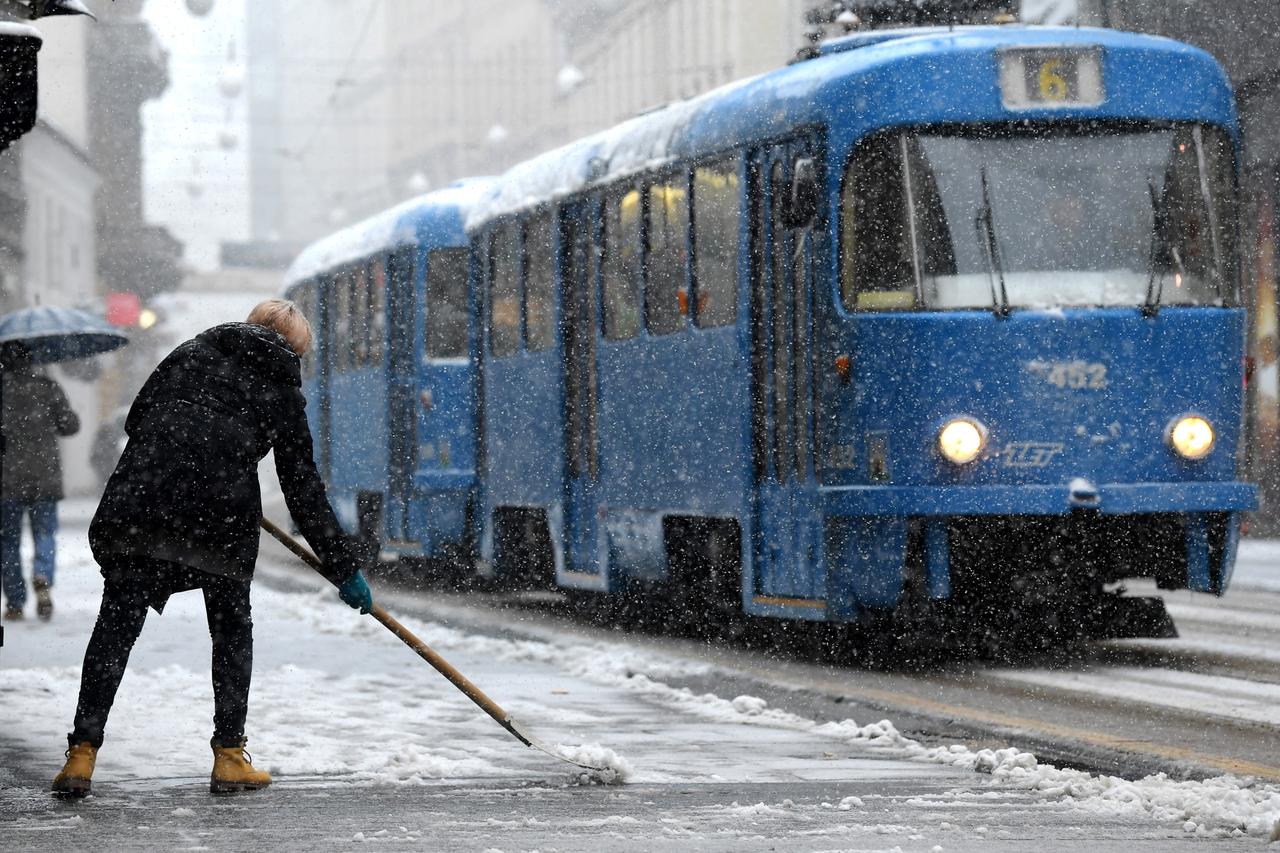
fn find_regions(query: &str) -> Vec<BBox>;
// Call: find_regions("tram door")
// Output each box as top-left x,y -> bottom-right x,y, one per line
560,200 -> 603,584
409,245 -> 476,553
751,141 -> 823,606
385,246 -> 417,541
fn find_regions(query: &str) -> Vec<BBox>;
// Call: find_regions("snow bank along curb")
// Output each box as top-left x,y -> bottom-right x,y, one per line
280,589 -> 1280,840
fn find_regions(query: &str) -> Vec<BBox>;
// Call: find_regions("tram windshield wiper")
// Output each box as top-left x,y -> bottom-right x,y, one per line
973,166 -> 1009,318
1143,177 -> 1186,317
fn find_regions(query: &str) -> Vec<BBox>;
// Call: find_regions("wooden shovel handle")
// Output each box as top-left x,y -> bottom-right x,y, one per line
258,517 -> 528,745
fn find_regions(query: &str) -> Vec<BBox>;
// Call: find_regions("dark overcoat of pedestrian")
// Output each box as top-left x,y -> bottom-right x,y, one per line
0,366 -> 80,501
90,322 -> 355,584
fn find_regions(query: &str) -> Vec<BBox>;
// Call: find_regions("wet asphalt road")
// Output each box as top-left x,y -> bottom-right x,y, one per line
0,752 -> 1258,852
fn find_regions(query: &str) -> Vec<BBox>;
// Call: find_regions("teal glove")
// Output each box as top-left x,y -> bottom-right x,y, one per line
337,571 -> 373,614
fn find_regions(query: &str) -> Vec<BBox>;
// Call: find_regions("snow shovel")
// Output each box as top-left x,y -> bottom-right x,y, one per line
259,517 -> 608,774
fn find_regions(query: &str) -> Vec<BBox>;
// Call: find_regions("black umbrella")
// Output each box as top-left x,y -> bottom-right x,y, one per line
0,306 -> 129,650
0,305 -> 129,365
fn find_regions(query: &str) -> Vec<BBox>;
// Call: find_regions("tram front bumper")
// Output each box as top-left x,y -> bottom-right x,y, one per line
819,481 -> 1255,606
820,481 -> 1257,517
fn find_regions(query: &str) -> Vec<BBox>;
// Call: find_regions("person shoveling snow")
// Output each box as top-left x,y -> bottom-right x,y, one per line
52,300 -> 374,798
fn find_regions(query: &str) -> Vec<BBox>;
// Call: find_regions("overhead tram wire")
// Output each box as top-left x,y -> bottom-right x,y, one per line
286,8 -> 380,166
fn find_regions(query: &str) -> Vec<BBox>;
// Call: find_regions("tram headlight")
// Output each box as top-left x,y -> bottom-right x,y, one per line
938,418 -> 987,465
1168,415 -> 1215,460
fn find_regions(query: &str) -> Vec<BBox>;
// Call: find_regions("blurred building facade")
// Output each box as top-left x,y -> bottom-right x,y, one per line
0,2 -> 183,494
245,1 -> 1083,248
244,0 -> 813,248
13,15 -> 100,493
89,0 -> 182,301
245,1 -> 392,249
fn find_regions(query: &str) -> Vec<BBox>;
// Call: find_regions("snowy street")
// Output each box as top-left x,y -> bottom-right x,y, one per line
1,503 -> 1278,850
7,1 -> 1280,850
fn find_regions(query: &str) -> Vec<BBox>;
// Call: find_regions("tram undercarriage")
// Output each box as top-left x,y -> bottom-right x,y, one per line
924,511 -> 1237,644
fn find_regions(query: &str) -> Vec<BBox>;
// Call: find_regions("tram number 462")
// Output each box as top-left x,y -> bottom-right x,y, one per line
1027,359 -> 1109,390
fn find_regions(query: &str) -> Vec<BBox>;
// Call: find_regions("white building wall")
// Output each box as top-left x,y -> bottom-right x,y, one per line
20,16 -> 102,497
32,16 -> 91,152
20,127 -> 97,309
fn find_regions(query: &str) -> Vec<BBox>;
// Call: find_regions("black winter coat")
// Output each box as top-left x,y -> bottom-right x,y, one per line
90,323 -> 356,584
0,368 -> 79,500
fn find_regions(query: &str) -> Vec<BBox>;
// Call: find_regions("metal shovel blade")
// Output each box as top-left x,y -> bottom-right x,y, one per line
503,717 -> 609,773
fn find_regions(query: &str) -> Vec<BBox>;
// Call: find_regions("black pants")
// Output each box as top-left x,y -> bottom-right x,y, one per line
71,557 -> 253,749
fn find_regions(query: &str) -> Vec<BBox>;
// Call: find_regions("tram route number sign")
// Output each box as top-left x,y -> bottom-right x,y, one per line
999,47 -> 1104,109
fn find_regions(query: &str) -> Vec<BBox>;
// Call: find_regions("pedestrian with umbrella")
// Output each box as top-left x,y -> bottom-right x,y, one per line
0,306 -> 128,637
1,339 -> 80,620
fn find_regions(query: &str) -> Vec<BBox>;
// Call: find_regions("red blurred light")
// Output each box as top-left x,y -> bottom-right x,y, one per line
105,292 -> 141,327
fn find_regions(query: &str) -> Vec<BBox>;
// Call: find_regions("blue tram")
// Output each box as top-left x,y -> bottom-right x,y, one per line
463,26 -> 1255,634
284,180 -> 491,562
291,25 -> 1257,637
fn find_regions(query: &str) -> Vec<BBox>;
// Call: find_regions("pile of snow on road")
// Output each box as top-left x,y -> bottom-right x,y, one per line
554,743 -> 632,785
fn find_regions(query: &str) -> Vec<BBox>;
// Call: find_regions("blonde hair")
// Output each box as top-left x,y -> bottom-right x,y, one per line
247,298 -> 313,356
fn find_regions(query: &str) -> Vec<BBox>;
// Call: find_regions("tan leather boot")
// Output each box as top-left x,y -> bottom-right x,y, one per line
210,739 -> 271,794
51,742 -> 97,798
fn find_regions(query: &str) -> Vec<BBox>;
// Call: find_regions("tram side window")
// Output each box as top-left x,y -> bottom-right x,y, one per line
425,248 -> 470,359
1152,126 -> 1238,304
645,175 -> 690,336
332,271 -> 355,373
297,282 -> 317,378
353,264 -> 371,366
524,212 -> 556,352
692,159 -> 741,328
489,223 -> 522,357
368,258 -> 386,364
601,187 -> 642,340
840,136 -> 918,311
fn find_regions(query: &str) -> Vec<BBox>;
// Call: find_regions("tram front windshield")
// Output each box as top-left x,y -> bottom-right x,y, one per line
840,125 -> 1237,311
